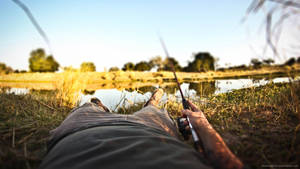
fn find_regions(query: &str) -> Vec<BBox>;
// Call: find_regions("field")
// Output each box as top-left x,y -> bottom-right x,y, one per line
0,77 -> 299,168
0,63 -> 299,87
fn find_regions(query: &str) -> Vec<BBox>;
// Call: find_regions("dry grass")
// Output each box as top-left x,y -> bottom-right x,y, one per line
0,80 -> 299,168
0,63 -> 299,85
54,72 -> 86,107
117,81 -> 300,168
0,88 -> 71,169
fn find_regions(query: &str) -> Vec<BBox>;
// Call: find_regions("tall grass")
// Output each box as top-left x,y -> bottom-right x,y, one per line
55,72 -> 86,107
117,81 -> 300,168
0,88 -> 71,169
0,76 -> 299,168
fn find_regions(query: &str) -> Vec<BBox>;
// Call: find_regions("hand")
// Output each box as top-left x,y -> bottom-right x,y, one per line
182,100 -> 207,129
185,100 -> 200,112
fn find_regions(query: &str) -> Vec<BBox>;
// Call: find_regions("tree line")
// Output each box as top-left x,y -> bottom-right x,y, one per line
28,48 -> 96,72
1,48 -> 300,74
110,52 -> 216,72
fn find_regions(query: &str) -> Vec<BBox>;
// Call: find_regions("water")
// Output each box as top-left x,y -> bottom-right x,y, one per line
79,77 -> 298,110
2,76 -> 298,110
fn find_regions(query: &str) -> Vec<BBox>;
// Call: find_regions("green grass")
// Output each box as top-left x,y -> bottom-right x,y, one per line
0,81 -> 300,169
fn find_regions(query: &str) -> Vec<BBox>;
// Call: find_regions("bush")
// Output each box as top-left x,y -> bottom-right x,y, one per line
80,62 -> 96,72
29,48 -> 59,72
109,67 -> 120,72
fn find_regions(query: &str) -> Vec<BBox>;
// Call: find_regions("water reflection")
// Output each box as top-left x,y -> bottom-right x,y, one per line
2,77 -> 299,110
82,89 -> 95,95
80,77 -> 299,109
189,81 -> 216,97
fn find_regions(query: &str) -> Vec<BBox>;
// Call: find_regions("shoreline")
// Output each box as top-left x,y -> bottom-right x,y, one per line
0,64 -> 299,85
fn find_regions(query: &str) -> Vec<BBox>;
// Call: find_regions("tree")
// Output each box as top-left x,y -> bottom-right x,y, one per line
284,58 -> 296,66
149,56 -> 163,70
262,58 -> 274,65
122,62 -> 135,71
29,48 -> 59,72
80,62 -> 96,72
14,69 -> 27,73
134,61 -> 151,71
0,62 -> 13,74
250,58 -> 262,68
63,66 -> 78,72
159,57 -> 181,71
183,52 -> 215,72
109,67 -> 120,72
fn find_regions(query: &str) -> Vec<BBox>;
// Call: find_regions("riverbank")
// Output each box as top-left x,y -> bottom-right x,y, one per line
0,64 -> 299,83
0,64 -> 299,92
0,81 -> 299,168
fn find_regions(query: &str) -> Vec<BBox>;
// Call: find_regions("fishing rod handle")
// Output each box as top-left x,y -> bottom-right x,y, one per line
187,116 -> 200,143
182,98 -> 190,110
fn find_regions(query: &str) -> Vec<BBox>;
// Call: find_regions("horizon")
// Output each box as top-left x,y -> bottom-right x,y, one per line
0,0 -> 298,71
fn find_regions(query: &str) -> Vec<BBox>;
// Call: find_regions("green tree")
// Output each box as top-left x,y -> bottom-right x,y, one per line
109,67 -> 120,72
63,66 -> 78,72
159,57 -> 181,71
29,48 -> 59,72
250,58 -> 262,68
183,52 -> 215,72
262,58 -> 274,65
134,61 -> 151,71
122,62 -> 135,71
80,62 -> 96,72
284,58 -> 296,66
149,56 -> 163,70
0,62 -> 13,74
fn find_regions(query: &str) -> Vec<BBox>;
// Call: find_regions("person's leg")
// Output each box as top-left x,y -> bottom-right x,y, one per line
90,97 -> 110,112
133,89 -> 180,138
48,98 -> 126,148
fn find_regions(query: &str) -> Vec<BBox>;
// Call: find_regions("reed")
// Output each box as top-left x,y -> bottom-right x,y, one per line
55,71 -> 87,107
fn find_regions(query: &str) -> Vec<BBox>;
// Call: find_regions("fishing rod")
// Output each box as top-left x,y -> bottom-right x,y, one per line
159,37 -> 202,150
12,0 -> 53,55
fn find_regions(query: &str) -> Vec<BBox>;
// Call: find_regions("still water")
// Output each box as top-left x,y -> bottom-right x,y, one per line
3,77 -> 298,111
79,77 -> 298,110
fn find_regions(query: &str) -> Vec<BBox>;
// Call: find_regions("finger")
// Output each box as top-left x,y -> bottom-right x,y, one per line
185,125 -> 190,131
187,100 -> 200,112
182,109 -> 191,116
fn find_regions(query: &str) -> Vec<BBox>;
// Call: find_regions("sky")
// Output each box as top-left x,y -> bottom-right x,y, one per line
0,0 -> 298,71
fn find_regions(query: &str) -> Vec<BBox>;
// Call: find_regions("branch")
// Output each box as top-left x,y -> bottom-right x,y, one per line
11,0 -> 52,54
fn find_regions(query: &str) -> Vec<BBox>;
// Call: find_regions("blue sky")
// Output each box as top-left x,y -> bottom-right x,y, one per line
0,0 -> 294,71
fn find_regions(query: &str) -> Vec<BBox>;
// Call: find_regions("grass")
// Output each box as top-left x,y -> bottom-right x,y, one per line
0,80 -> 299,169
118,81 -> 300,168
199,82 -> 300,168
0,88 -> 71,169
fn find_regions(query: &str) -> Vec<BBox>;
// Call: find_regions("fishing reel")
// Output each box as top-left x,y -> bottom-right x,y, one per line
177,117 -> 191,140
177,99 -> 192,140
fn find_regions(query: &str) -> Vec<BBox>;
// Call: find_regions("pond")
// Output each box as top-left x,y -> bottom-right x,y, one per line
79,76 -> 298,110
2,76 -> 299,111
